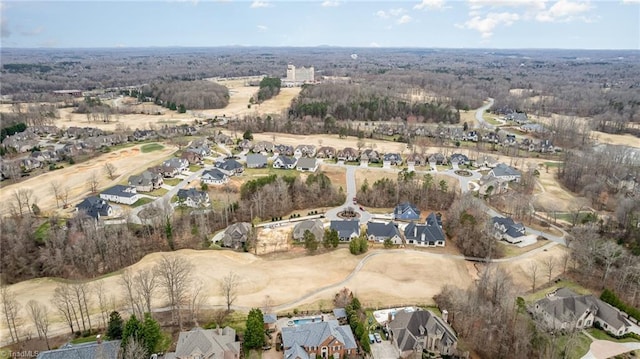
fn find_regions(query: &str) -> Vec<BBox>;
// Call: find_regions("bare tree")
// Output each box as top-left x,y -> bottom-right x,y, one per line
50,181 -> 62,209
154,255 -> 193,329
123,336 -> 148,359
0,285 -> 21,343
134,269 -> 157,315
103,163 -> 117,180
12,188 -> 35,217
60,186 -> 71,208
71,282 -> 93,332
88,171 -> 100,194
120,269 -> 143,319
52,283 -> 79,334
220,271 -> 240,313
26,300 -> 50,349
188,279 -> 206,326
94,281 -> 110,330
598,241 -> 624,288
561,253 -> 571,274
528,262 -> 539,292
544,257 -> 556,284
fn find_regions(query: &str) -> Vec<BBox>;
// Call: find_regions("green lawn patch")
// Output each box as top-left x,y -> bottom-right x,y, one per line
189,164 -> 201,172
525,280 -> 592,303
71,336 -> 97,344
543,161 -> 562,168
586,328 -> 640,343
164,178 -> 181,186
555,332 -> 592,359
141,143 -> 165,153
368,162 -> 383,168
147,188 -> 169,197
130,197 -> 154,208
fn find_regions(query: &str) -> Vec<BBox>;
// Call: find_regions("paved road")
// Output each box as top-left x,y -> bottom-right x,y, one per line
324,165 -> 372,224
581,339 -> 640,359
475,98 -> 495,130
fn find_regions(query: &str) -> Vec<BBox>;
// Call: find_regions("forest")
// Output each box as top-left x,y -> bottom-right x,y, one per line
141,80 -> 229,110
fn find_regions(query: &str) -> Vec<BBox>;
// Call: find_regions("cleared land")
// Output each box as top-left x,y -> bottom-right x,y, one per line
0,144 -> 177,216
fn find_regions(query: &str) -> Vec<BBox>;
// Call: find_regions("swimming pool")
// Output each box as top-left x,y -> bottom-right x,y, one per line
293,317 -> 323,325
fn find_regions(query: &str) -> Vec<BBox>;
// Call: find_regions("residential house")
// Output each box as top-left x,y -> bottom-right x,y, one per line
221,222 -> 252,249
76,196 -> 113,220
539,139 -> 555,153
99,185 -> 139,205
252,141 -> 274,153
521,123 -> 546,133
36,339 -> 121,359
428,153 -> 447,166
128,170 -> 164,192
165,326 -> 240,359
65,126 -> 105,138
533,288 -> 631,336
274,144 -> 294,156
383,153 -> 403,166
316,146 -> 336,159
336,147 -> 359,162
201,168 -> 229,185
177,188 -> 210,208
463,131 -> 478,142
213,132 -> 234,145
273,155 -> 298,169
187,145 -> 212,158
163,158 -> 189,175
478,175 -> 508,196
367,221 -> 402,244
489,163 -> 522,182
483,132 -> 500,144
294,144 -> 317,158
215,159 -> 244,175
360,149 -> 381,163
473,155 -> 499,168
246,154 -> 268,168
330,220 -> 360,241
237,139 -> 253,151
393,202 -> 421,221
492,216 -> 526,243
406,153 -> 426,166
296,157 -> 318,172
404,213 -> 446,247
131,129 -> 157,141
181,151 -> 203,165
20,158 -> 42,171
293,219 -> 325,241
503,134 -> 518,147
388,309 -> 458,358
506,112 -> 529,124
2,131 -> 39,152
281,320 -> 358,359
449,153 -> 469,166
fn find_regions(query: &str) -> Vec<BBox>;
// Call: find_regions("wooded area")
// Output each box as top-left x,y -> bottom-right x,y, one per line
142,80 -> 229,110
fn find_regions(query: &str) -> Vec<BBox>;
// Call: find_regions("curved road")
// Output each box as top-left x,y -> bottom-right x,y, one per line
475,97 -> 495,130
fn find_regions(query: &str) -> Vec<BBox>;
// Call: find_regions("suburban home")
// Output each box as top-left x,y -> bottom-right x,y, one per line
367,221 -> 402,244
213,132 -> 234,145
264,313 -> 278,332
163,158 -> 189,175
489,163 -> 522,183
187,144 -> 212,157
293,219 -> 325,241
449,153 -> 470,166
165,326 -> 240,359
36,339 -> 121,359
393,202 -> 421,221
246,153 -> 268,169
503,134 -> 518,146
76,196 -> 113,220
533,288 -> 631,336
539,139 -> 555,153
463,130 -> 478,142
478,175 -> 508,196
428,153 -> 447,166
294,144 -> 317,158
99,185 -> 139,205
406,153 -> 426,166
273,144 -> 294,156
330,220 -> 360,241
360,149 -> 381,163
273,155 -> 298,169
177,188 -> 210,208
201,168 -> 229,185
237,139 -> 253,151
383,153 -> 403,166
388,309 -> 458,358
492,216 -> 526,243
128,170 -> 164,192
215,159 -> 244,175
483,132 -> 500,144
336,147 -> 359,162
181,151 -> 203,165
252,141 -> 274,153
296,157 -> 318,172
506,112 -> 529,124
473,155 -> 499,168
404,213 -> 446,247
132,129 -> 157,141
521,123 -> 546,133
221,222 -> 252,249
316,146 -> 336,159
281,320 -> 358,359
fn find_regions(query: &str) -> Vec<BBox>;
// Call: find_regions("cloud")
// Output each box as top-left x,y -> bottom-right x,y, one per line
0,3 -> 10,38
250,0 -> 272,8
370,42 -> 381,47
376,10 -> 390,18
389,8 -> 406,16
398,15 -> 413,24
459,12 -> 520,38
535,0 -> 592,22
414,0 -> 445,10
622,0 -> 640,3
257,25 -> 268,32
468,0 -> 547,10
321,0 -> 340,7
20,26 -> 43,36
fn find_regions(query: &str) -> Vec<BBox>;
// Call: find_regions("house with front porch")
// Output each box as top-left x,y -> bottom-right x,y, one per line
492,216 -> 526,243
489,163 -> 521,183
330,220 -> 360,241
99,185 -> 139,205
281,320 -> 358,359
201,168 -> 229,185
273,155 -> 297,169
404,213 -> 445,247
367,221 -> 402,244
388,309 -> 458,358
176,188 -> 210,208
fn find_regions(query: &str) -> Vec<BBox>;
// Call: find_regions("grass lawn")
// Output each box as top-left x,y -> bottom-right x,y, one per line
164,178 -> 181,186
244,167 -> 299,178
586,328 -> 640,343
436,165 -> 451,172
483,114 -> 503,126
141,143 -> 165,153
130,197 -> 154,208
147,187 -> 169,197
368,162 -> 383,168
497,239 -> 549,258
556,332 -> 592,359
525,280 -> 592,303
543,161 -> 563,168
71,336 -> 98,344
189,164 -> 201,172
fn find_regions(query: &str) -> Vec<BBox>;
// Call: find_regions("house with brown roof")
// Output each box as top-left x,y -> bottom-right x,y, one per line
165,326 -> 240,359
316,146 -> 336,159
337,147 -> 359,162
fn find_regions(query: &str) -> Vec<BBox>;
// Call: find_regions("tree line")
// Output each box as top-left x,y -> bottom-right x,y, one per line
141,80 -> 230,110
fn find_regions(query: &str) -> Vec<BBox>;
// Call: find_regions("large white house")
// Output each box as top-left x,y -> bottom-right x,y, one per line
99,185 -> 139,205
201,168 -> 229,185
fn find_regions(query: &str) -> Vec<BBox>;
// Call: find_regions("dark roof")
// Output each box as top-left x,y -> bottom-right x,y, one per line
394,202 -> 421,220
36,340 -> 121,359
282,320 -> 357,351
100,185 -> 137,198
450,153 -> 469,163
246,153 -> 267,166
383,153 -> 402,162
405,213 -> 445,243
492,216 -> 525,238
275,155 -> 297,166
177,188 -> 208,201
215,159 -> 243,171
76,196 -> 111,219
389,310 -> 457,353
491,163 -> 521,177
329,220 -> 360,239
202,168 -> 227,181
296,157 -> 317,169
367,221 -> 400,238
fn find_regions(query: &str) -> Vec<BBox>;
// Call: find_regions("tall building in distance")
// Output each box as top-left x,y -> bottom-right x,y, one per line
284,64 -> 315,86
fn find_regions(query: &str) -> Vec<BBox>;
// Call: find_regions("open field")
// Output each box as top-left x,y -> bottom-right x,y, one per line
354,168 -> 457,190
0,143 -> 177,216
498,244 -> 570,294
533,167 -> 591,212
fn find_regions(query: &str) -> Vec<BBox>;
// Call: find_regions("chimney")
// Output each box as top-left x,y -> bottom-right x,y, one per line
442,310 -> 448,323
414,226 -> 417,237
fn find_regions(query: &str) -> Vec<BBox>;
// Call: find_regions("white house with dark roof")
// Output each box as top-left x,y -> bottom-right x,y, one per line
281,319 -> 358,359
76,196 -> 113,220
393,202 -> 421,221
165,326 -> 240,359
330,220 -> 360,241
273,155 -> 297,169
404,213 -> 445,247
215,159 -> 244,175
177,188 -> 210,208
36,340 -> 121,359
388,309 -> 458,358
201,168 -> 229,185
383,153 -> 403,167
489,163 -> 521,182
367,221 -> 402,244
99,185 -> 139,205
296,157 -> 318,172
492,216 -> 526,243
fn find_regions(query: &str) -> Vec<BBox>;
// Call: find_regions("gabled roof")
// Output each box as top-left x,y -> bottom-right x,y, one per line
76,196 -> 112,219
177,188 -> 208,201
101,185 -> 137,198
246,153 -> 267,166
215,159 -> 243,171
491,163 -> 521,177
293,219 -> 324,240
275,155 -> 297,166
389,310 -> 457,353
281,320 -> 357,351
450,153 -> 469,163
367,221 -> 400,238
383,153 -> 402,162
296,157 -> 317,168
164,157 -> 187,168
36,340 -> 121,359
202,168 -> 227,181
394,202 -> 420,219
172,327 -> 239,359
405,213 -> 445,243
330,220 -> 360,238
264,313 -> 278,324
492,216 -> 525,238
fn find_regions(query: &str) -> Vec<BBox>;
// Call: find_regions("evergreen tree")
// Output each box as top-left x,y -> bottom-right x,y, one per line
107,311 -> 123,340
244,308 -> 265,349
141,313 -> 162,355
121,315 -> 142,350
303,230 -> 318,253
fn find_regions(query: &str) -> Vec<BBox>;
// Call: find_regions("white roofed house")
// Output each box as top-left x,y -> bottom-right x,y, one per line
201,168 -> 229,185
99,185 -> 139,205
296,157 -> 318,172
272,155 -> 297,169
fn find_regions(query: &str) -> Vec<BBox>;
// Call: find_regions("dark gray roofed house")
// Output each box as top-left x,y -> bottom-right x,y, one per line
36,339 -> 121,359
177,188 -> 210,208
128,170 -> 164,192
449,153 -> 469,165
99,185 -> 139,205
367,221 -> 402,244
404,213 -> 445,247
394,202 -> 421,221
281,320 -> 358,359
221,222 -> 252,250
388,309 -> 457,358
489,163 -> 522,182
273,155 -> 297,169
330,220 -> 360,241
165,326 -> 240,359
201,168 -> 229,185
492,216 -> 525,243
76,196 -> 113,220
316,146 -> 336,159
383,153 -> 403,166
246,153 -> 268,168
215,159 -> 244,175
293,219 -> 325,241
296,157 -> 318,172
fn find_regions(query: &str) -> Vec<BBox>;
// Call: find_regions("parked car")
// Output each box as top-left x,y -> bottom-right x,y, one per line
374,333 -> 382,343
368,334 -> 375,344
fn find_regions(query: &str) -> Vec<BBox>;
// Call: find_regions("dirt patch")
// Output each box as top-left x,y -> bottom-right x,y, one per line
498,245 -> 570,292
256,225 -> 293,255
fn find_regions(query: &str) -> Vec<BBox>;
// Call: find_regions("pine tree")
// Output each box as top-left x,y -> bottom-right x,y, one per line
244,308 -> 265,349
107,311 -> 123,340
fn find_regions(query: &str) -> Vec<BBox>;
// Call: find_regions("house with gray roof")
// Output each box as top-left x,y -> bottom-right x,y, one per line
273,155 -> 297,169
274,144 -> 294,156
215,159 -> 244,175
177,188 -> 210,208
383,153 -> 403,166
367,221 -> 402,244
316,146 -> 336,159
388,309 -> 457,358
404,213 -> 445,247
76,196 -> 113,220
492,216 -> 526,243
221,222 -> 252,250
296,157 -> 318,172
165,326 -> 240,359
393,202 -> 421,221
449,153 -> 470,166
293,219 -> 325,241
360,149 -> 381,163
473,155 -> 499,168
294,144 -> 316,158
99,185 -> 139,205
533,288 -> 631,336
330,220 -> 360,241
246,153 -> 268,168
489,163 -> 521,182
202,168 -> 229,185
281,319 -> 358,359
163,157 -> 189,176
36,339 -> 121,359
128,170 -> 164,192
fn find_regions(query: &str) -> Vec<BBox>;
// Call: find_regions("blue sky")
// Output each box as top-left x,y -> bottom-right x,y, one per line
1,0 -> 638,49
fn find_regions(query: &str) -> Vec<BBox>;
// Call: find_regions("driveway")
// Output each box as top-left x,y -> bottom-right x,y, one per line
581,340 -> 640,359
371,340 -> 399,359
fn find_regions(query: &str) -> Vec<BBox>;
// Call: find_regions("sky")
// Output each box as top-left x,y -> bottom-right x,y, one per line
0,0 -> 639,49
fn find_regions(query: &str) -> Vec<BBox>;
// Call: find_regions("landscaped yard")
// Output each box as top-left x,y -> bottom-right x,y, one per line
141,143 -> 165,153
497,239 -> 549,258
189,164 -> 201,172
586,328 -> 640,343
556,332 -> 592,359
131,197 -> 154,207
525,280 -> 592,303
147,188 -> 169,197
164,178 -> 181,186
